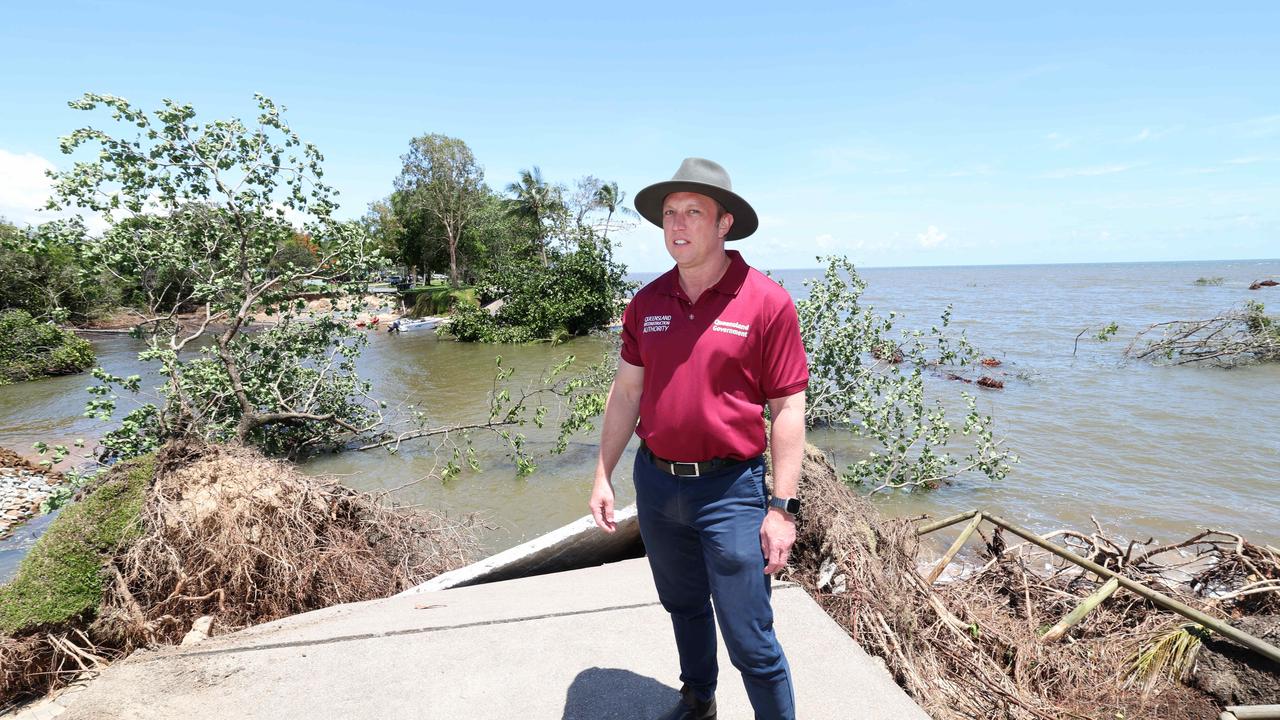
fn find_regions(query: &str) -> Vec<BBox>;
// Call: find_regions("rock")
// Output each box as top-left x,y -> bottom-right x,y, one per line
977,376 -> 1005,389
181,616 -> 216,646
1188,615 -> 1280,706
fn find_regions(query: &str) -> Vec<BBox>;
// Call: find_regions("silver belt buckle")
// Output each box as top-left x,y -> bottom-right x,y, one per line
672,461 -> 700,478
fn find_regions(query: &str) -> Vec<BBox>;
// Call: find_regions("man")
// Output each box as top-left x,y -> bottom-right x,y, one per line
589,158 -> 808,720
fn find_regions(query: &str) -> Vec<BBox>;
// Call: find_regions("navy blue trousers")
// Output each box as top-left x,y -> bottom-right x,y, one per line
633,450 -> 796,720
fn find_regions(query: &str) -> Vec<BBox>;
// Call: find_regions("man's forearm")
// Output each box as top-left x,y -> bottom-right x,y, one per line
595,380 -> 641,481
768,393 -> 806,499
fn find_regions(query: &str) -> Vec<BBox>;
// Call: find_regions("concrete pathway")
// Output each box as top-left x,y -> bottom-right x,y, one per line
52,559 -> 928,719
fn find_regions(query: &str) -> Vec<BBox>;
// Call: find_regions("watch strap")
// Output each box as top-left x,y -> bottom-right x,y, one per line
768,496 -> 800,514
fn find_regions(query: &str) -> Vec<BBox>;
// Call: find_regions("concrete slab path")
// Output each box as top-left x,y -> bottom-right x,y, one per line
55,559 -> 928,719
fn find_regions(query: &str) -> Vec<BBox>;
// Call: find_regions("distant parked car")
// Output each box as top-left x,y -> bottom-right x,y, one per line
386,275 -> 403,285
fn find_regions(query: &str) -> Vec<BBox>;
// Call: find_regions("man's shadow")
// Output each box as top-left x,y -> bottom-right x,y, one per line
561,667 -> 678,720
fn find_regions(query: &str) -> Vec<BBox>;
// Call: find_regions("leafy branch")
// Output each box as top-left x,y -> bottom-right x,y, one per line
797,255 -> 1016,494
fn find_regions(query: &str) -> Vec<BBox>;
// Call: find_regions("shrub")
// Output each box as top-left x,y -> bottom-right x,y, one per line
0,310 -> 95,385
442,229 -> 631,343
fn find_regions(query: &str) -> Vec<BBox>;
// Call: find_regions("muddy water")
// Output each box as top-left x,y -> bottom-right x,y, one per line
1,258 -> 1277,555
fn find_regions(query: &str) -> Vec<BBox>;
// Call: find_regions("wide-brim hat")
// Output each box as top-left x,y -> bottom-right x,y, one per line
634,157 -> 758,241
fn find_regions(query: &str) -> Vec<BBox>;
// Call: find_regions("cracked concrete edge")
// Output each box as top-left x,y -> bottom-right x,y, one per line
400,504 -> 642,595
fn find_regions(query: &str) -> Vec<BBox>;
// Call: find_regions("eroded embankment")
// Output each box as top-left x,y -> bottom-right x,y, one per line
0,441 -> 477,707
785,445 -> 1277,720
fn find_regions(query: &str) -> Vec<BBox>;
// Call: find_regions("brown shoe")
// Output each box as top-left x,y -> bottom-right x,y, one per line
656,685 -> 716,720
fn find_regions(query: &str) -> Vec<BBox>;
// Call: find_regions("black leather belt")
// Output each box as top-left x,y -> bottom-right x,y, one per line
640,440 -> 749,478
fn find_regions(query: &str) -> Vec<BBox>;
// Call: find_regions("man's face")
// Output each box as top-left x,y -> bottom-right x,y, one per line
662,191 -> 733,267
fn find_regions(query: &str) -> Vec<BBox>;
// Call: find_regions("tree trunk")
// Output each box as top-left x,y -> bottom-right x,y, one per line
602,209 -> 614,241
448,232 -> 460,288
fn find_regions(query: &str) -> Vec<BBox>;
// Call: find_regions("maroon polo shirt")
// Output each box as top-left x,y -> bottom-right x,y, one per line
620,250 -> 809,462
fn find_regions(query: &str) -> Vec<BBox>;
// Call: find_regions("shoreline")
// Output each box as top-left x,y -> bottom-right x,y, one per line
0,449 -> 63,542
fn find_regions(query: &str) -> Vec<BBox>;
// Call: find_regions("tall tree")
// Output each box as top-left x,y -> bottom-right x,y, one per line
362,198 -> 404,271
48,93 -> 378,455
505,166 -> 564,265
593,181 -> 638,241
395,134 -> 484,287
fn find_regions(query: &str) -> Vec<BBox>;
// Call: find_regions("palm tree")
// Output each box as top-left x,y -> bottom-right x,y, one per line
505,166 -> 563,265
593,181 -> 639,241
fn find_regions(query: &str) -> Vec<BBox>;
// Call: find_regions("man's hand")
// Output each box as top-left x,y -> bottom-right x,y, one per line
760,508 -> 796,574
589,477 -> 616,533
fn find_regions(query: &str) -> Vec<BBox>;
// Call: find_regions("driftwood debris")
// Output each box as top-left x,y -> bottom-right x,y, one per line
786,446 -> 1278,720
1126,302 -> 1279,367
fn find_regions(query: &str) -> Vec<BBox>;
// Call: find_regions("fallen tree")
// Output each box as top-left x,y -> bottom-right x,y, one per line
1125,301 -> 1279,368
0,440 -> 477,707
782,445 -> 1277,720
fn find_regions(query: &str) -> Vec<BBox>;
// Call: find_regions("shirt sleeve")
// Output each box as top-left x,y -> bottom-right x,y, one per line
760,297 -> 808,398
620,300 -> 643,367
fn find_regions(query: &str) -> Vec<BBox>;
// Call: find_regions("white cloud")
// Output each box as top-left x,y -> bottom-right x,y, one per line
1041,163 -> 1142,179
1225,156 -> 1263,165
1133,128 -> 1152,142
814,233 -> 836,249
918,225 -> 947,249
0,149 -> 57,225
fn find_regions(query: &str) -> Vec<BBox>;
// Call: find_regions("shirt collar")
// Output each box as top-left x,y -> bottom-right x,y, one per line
660,250 -> 750,299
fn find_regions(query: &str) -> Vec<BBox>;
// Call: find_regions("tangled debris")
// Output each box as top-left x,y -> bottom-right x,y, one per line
1125,301 -> 1280,367
784,445 -> 1278,720
0,440 -> 477,707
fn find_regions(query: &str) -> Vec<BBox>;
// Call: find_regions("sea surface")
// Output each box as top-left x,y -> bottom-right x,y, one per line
0,258 -> 1277,562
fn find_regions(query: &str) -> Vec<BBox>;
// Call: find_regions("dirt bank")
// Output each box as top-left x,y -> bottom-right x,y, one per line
0,441 -> 476,707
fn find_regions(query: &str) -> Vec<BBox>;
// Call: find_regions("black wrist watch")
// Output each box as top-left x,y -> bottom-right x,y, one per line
768,496 -> 800,515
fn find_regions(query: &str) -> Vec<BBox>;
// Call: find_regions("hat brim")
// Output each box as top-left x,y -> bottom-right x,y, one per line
633,180 -> 758,241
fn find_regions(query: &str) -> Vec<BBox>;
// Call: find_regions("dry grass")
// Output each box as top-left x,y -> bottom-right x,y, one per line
784,444 -> 1230,720
0,439 -> 477,707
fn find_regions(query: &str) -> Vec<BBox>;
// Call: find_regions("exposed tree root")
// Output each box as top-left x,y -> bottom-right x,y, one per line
0,439 -> 478,706
784,445 -> 1267,720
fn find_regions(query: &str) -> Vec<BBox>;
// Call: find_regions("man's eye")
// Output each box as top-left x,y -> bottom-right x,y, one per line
663,209 -> 674,215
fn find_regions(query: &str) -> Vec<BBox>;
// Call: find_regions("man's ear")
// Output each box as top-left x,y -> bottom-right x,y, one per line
718,212 -> 734,240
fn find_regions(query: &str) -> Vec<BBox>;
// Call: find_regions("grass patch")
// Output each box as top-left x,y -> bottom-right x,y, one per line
0,455 -> 154,635
404,285 -> 477,317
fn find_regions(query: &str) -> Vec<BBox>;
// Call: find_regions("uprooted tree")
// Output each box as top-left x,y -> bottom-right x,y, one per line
796,255 -> 1015,493
47,93 -> 578,469
1125,301 -> 1280,367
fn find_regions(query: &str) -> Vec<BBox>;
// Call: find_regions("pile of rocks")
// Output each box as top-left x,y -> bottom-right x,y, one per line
0,451 -> 63,538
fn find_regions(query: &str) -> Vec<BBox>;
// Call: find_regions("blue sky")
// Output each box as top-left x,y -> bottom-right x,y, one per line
2,1 -> 1277,272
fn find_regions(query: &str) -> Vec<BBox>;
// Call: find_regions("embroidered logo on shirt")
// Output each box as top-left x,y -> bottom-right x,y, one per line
642,315 -> 672,333
712,319 -> 750,338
